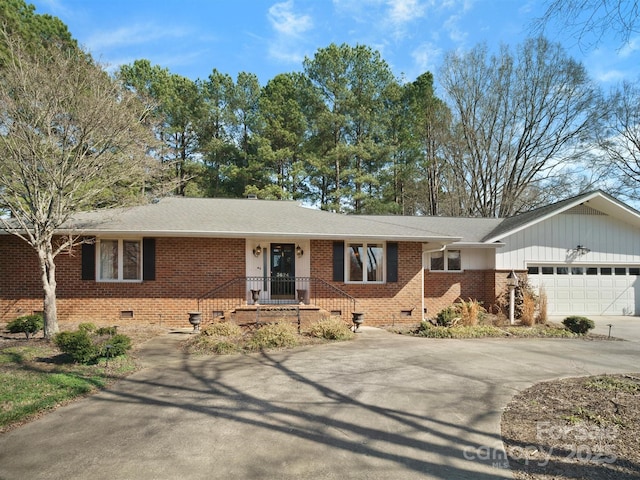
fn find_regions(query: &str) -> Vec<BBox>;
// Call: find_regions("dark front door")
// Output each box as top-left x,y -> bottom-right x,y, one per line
270,243 -> 295,299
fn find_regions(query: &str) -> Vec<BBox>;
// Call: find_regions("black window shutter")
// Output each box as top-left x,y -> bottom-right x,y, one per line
143,238 -> 156,281
81,242 -> 95,280
333,241 -> 344,282
387,242 -> 398,282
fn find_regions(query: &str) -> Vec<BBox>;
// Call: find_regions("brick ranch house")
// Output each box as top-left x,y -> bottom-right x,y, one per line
1,190 -> 639,328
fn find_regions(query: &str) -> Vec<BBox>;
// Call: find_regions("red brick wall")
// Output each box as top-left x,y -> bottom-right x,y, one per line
0,235 -> 245,327
424,270 -> 497,318
310,240 -> 424,326
1,234 -> 505,329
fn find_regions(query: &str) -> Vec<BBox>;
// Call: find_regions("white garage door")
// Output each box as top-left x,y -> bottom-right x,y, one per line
527,266 -> 640,316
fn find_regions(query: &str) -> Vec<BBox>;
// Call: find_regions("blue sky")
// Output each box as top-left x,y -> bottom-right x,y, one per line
30,0 -> 640,90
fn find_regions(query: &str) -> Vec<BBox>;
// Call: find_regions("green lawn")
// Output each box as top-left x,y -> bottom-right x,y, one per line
0,342 -> 136,432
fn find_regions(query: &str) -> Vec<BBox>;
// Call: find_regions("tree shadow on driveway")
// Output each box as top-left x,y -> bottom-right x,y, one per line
2,334 -> 638,479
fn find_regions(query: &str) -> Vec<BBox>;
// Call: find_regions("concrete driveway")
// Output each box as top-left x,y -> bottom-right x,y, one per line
0,324 -> 639,480
568,315 -> 640,342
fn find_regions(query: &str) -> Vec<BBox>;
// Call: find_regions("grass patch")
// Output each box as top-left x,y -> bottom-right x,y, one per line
502,325 -> 576,338
416,324 -> 507,338
411,322 -> 577,339
0,341 -> 136,433
585,375 -> 640,393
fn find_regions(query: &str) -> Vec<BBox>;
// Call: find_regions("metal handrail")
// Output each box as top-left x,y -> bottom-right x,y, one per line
196,276 -> 356,323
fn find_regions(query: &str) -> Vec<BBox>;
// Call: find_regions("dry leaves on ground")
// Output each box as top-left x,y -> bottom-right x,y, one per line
502,374 -> 640,480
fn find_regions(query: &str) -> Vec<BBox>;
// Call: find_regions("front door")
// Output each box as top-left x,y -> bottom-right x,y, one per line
270,243 -> 295,300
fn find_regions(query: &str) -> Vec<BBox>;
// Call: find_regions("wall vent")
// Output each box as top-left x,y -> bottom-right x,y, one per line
563,205 -> 606,215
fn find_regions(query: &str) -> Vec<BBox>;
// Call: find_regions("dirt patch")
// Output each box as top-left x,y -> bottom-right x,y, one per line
502,374 -> 640,479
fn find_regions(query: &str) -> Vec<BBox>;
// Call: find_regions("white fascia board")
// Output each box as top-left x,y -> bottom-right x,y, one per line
61,229 -> 461,243
482,192 -> 603,244
451,241 -> 505,249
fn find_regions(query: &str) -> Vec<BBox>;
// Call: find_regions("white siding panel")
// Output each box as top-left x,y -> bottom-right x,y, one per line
502,211 -> 640,316
462,249 -> 495,270
496,213 -> 640,270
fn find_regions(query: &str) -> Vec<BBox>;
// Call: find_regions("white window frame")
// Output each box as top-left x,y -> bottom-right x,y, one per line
97,238 -> 143,282
345,241 -> 385,284
430,249 -> 462,272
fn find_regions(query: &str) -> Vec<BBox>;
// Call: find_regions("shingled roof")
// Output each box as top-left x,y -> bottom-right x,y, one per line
66,197 -> 461,243
37,190 -> 640,245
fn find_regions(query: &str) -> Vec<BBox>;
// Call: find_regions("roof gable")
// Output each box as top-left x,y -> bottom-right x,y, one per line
482,190 -> 640,243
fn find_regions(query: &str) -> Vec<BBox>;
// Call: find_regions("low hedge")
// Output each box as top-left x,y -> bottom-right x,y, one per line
54,324 -> 132,364
562,316 -> 595,335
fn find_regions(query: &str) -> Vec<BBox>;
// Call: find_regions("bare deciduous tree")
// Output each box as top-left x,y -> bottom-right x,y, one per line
598,80 -> 640,200
439,37 -> 602,217
536,0 -> 640,50
0,33 -> 159,338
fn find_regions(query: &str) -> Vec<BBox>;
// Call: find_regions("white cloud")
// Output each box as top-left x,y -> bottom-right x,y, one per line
266,1 -> 314,65
268,0 -> 313,37
443,12 -> 470,45
619,36 -> 640,58
594,68 -> 626,84
332,0 -> 384,23
411,42 -> 443,75
87,23 -> 188,51
384,0 -> 426,40
387,0 -> 425,24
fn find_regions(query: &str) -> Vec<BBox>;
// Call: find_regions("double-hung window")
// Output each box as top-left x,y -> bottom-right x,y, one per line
430,249 -> 461,271
98,239 -> 142,281
347,242 -> 384,283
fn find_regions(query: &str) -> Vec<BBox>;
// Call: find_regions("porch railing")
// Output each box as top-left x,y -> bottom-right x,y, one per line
197,276 -> 356,323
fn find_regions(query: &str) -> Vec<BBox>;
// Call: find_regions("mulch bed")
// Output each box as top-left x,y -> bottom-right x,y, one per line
502,374 -> 640,479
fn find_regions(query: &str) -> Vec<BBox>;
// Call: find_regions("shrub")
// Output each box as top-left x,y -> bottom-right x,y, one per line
434,306 -> 459,326
54,326 -> 132,364
458,298 -> 485,326
417,324 -> 506,338
98,334 -> 132,358
520,291 -> 536,326
309,317 -> 354,341
249,323 -> 299,350
78,322 -> 97,333
210,340 -> 242,354
202,322 -> 243,338
54,330 -> 96,364
189,322 -> 244,355
536,286 -> 548,324
562,316 -> 595,335
6,314 -> 44,340
96,326 -> 118,336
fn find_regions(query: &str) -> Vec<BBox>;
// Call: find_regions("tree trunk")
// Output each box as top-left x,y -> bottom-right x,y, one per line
39,245 -> 59,339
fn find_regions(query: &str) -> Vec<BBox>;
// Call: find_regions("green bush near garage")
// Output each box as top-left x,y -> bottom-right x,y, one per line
562,316 -> 595,335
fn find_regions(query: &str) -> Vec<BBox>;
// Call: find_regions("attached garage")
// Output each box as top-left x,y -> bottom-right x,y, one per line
486,191 -> 640,318
527,265 -> 640,316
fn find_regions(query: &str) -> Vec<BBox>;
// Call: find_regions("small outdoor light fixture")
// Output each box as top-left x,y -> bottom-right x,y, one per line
506,270 -> 519,325
253,244 -> 262,257
574,245 -> 591,256
296,244 -> 304,257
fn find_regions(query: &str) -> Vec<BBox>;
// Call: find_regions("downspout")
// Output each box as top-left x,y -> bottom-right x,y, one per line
421,243 -> 447,321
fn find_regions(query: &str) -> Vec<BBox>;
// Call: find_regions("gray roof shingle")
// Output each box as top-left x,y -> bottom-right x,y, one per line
42,190 -> 638,245
67,197 -> 462,242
